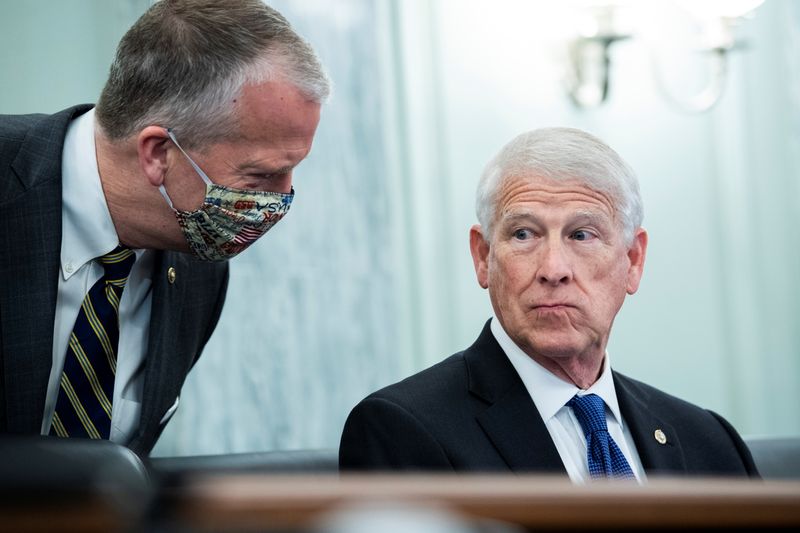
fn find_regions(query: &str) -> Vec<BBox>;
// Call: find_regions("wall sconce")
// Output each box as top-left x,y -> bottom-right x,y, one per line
564,3 -> 631,108
564,0 -> 765,112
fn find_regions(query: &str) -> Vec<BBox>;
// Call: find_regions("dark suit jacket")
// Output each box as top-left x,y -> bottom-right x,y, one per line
0,106 -> 229,456
340,320 -> 759,477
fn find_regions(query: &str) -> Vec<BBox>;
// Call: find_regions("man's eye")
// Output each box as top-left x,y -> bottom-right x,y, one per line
570,229 -> 595,241
513,229 -> 533,240
249,173 -> 274,180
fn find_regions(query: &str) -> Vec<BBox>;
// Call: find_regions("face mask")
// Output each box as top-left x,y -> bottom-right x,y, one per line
159,129 -> 294,262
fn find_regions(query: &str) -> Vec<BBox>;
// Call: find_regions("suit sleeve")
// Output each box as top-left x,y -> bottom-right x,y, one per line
708,410 -> 761,478
339,396 -> 454,471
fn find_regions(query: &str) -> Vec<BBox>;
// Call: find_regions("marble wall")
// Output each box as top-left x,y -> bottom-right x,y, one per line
153,0 -> 412,455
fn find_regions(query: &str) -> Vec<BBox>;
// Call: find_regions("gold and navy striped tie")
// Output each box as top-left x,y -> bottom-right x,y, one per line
49,246 -> 136,440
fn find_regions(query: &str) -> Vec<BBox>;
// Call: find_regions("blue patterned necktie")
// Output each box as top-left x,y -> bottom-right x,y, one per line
49,246 -> 136,440
568,393 -> 635,479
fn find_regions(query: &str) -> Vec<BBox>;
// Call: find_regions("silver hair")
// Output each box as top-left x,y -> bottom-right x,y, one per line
475,127 -> 643,245
96,0 -> 330,148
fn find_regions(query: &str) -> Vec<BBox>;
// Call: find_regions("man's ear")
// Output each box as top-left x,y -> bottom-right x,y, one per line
626,227 -> 648,295
137,126 -> 172,187
469,224 -> 490,289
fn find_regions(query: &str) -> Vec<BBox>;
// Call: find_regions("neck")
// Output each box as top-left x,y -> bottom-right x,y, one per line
528,349 -> 605,390
95,129 -> 188,252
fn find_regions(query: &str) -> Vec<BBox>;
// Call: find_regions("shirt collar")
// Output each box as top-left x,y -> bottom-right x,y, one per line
61,108 -> 121,279
490,316 -> 625,429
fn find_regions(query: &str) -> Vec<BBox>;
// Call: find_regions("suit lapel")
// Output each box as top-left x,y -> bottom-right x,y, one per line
614,372 -> 688,474
128,251 -> 186,453
467,322 -> 566,473
455,323 -> 689,475
0,106 -> 91,432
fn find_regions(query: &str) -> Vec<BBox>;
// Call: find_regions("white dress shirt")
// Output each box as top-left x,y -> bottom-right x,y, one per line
490,317 -> 646,483
40,108 -> 155,445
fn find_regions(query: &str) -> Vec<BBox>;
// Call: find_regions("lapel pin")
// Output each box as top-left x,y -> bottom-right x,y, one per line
167,266 -> 177,284
654,429 -> 667,445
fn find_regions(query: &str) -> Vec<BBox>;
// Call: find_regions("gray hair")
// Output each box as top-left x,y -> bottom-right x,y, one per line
96,0 -> 330,148
475,127 -> 643,245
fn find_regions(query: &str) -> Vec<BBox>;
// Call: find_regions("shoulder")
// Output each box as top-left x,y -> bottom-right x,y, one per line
343,350 -> 476,440
1,106 -> 94,201
364,352 -> 470,413
0,105 -> 92,144
615,372 -> 718,420
340,353 -> 471,470
614,371 -> 758,475
0,113 -> 46,163
345,321 -> 512,430
0,113 -> 43,139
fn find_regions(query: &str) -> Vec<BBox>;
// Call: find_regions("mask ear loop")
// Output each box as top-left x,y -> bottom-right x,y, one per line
159,128 -> 214,208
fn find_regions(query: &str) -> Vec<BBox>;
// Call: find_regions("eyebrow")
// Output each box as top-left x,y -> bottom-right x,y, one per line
236,161 -> 296,175
501,212 -> 541,227
570,210 -> 613,228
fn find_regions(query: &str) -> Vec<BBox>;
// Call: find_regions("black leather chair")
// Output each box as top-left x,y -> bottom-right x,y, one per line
0,434 -> 150,493
147,436 -> 800,480
148,448 -> 338,475
744,435 -> 800,480
0,436 -> 152,531
148,437 -> 800,480
8,436 -> 791,485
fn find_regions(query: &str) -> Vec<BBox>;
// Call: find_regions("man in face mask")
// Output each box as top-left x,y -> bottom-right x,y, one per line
0,0 -> 328,456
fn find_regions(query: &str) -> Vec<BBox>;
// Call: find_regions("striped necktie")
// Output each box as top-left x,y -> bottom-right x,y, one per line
49,246 -> 136,440
568,393 -> 635,479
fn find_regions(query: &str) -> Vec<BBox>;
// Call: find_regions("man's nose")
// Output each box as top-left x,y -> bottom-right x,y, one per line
270,171 -> 293,194
537,240 -> 572,285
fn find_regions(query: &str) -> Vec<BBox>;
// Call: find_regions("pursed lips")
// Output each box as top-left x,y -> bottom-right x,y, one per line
532,302 -> 576,310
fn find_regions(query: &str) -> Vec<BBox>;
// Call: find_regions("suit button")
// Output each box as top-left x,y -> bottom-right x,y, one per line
167,267 -> 177,284
654,429 -> 667,444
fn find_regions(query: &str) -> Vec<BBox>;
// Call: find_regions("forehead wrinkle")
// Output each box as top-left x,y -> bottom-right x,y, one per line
497,176 -> 620,227
500,175 -> 615,206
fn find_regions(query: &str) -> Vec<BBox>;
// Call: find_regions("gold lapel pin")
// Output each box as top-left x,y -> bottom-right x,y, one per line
654,429 -> 667,445
167,266 -> 177,284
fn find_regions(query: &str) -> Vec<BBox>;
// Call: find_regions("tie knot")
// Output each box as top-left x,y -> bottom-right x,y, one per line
98,246 -> 136,288
568,393 -> 609,437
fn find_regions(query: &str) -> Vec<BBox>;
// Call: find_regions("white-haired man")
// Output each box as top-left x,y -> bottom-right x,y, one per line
340,128 -> 758,481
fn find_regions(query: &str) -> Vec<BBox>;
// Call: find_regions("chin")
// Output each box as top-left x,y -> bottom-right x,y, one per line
524,333 -> 588,360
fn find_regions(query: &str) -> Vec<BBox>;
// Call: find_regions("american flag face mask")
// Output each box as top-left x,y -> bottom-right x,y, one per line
158,129 -> 294,262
